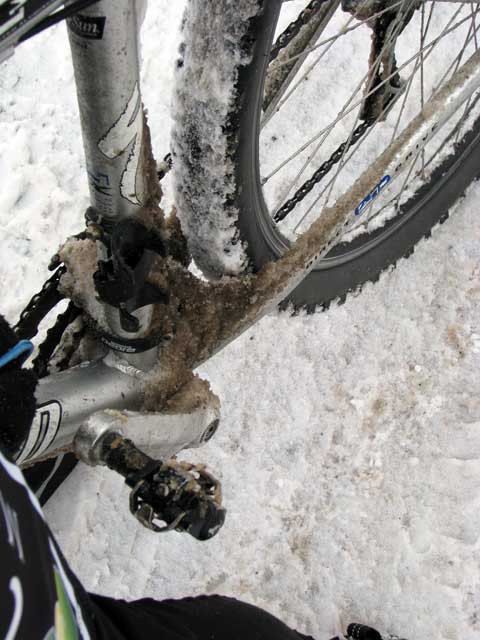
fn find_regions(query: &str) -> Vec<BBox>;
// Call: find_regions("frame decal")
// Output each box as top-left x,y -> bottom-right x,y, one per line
16,400 -> 62,465
0,0 -> 27,36
98,82 -> 143,206
67,13 -> 106,40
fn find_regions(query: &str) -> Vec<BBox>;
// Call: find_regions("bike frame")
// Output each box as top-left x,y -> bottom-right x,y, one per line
5,0 -> 480,469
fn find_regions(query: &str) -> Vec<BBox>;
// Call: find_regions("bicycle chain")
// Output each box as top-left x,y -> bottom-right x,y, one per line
273,118 -> 373,222
270,0 -> 375,222
31,301 -> 82,378
13,264 -> 86,377
270,0 -> 328,62
15,265 -> 67,341
270,0 -> 411,222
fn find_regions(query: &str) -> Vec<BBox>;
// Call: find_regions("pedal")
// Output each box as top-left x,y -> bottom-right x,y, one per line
330,623 -> 409,640
100,431 -> 225,540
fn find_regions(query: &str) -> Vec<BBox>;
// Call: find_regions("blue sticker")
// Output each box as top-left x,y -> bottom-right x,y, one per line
355,174 -> 391,216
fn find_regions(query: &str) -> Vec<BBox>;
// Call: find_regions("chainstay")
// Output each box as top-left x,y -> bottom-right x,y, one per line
270,0 -> 329,62
270,0 -> 375,223
273,118 -> 373,222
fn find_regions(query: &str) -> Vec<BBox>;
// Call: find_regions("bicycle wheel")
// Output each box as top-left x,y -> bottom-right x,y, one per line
172,0 -> 480,309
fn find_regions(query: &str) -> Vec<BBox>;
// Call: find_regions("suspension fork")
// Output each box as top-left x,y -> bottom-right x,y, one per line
67,0 -> 158,371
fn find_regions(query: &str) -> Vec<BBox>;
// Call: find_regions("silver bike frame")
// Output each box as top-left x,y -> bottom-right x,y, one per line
68,1 -> 147,220
12,0 -> 480,468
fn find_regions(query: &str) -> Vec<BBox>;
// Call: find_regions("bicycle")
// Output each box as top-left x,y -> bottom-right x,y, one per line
1,0 -> 480,542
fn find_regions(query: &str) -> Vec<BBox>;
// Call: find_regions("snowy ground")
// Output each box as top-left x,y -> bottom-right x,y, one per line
1,2 -> 480,639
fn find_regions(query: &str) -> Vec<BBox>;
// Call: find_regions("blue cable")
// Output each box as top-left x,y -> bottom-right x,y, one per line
0,340 -> 34,370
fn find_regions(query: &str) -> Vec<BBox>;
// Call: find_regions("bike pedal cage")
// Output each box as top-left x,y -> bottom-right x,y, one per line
329,622 -> 408,640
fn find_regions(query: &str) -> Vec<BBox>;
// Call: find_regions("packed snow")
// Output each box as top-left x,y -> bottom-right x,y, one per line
0,2 -> 480,639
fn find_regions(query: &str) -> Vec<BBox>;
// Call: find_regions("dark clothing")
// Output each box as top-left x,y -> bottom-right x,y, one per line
90,594 -> 315,640
0,316 -> 37,458
0,313 -> 79,506
24,452 -> 79,506
0,445 -> 93,639
0,445 -> 314,639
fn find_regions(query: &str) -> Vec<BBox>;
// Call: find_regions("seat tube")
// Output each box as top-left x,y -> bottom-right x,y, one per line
66,1 -> 159,370
67,0 -> 148,221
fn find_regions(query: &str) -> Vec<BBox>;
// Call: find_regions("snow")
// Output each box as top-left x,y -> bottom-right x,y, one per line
0,2 -> 480,640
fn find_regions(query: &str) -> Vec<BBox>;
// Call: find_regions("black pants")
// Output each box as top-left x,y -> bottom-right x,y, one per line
91,593 -> 315,640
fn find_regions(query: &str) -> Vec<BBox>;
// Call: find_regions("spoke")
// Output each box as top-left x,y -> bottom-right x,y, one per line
269,1 -> 404,207
272,0 -> 408,71
431,2 -> 480,97
454,98 -> 478,147
472,1 -> 479,49
264,38 -> 374,185
425,89 -> 480,168
390,143 -> 422,214
262,0 -> 342,129
263,10 -> 475,183
288,4 -> 480,235
266,0 -> 413,130
262,8 -> 353,130
271,129 -> 328,214
292,111 -> 384,232
272,0 -> 416,211
351,151 -> 420,234
389,37 -> 423,145
454,2 -> 480,141
322,0 -> 433,208
291,57 -> 423,233
420,1 -> 428,174
455,97 -> 473,143
328,0 -> 436,200
454,3 -> 480,72
354,191 -> 401,232
334,8 -> 480,238
333,52 -> 480,235
263,15 -> 357,129
389,0 -> 434,145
